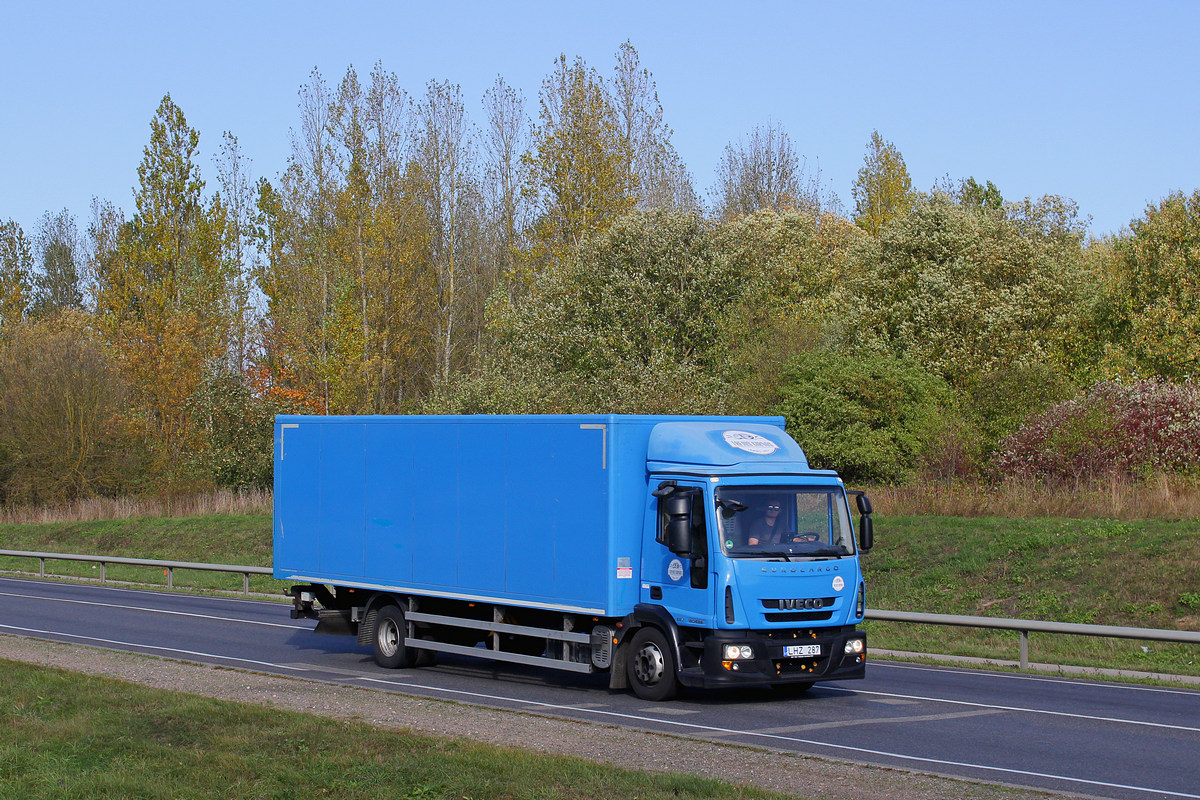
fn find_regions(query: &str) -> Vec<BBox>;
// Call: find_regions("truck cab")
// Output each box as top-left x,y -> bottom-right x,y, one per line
626,423 -> 871,699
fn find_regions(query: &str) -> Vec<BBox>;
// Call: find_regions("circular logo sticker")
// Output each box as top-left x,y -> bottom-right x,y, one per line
667,559 -> 685,582
832,576 -> 845,591
722,430 -> 779,455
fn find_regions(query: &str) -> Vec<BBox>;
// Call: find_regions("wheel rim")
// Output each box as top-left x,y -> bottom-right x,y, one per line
378,617 -> 399,657
633,641 -> 665,686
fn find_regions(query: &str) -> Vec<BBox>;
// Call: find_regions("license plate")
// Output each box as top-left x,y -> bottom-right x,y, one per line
784,644 -> 821,658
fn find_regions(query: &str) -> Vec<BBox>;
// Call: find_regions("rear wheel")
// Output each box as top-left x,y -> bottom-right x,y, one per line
373,605 -> 412,669
626,627 -> 678,701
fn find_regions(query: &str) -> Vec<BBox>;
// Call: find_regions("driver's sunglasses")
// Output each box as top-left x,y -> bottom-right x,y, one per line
766,504 -> 781,510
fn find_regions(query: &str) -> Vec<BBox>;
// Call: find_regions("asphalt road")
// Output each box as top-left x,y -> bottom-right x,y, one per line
1,575 -> 1198,800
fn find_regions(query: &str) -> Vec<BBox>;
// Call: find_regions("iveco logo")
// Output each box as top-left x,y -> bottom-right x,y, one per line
780,598 -> 824,610
777,597 -> 825,609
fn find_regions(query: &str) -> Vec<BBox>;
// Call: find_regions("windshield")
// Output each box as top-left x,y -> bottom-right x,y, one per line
715,486 -> 855,559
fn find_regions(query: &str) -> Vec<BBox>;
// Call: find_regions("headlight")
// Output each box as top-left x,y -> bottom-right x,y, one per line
844,638 -> 865,655
722,644 -> 754,660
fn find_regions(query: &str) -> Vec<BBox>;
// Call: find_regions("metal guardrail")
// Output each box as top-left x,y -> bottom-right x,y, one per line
0,549 -> 273,594
865,609 -> 1200,669
2,549 -> 1198,670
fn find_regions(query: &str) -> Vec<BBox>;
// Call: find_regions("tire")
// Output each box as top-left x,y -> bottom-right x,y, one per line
412,635 -> 437,667
626,627 -> 678,701
372,604 -> 412,669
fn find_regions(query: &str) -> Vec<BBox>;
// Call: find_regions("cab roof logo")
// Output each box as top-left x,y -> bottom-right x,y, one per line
721,430 -> 779,455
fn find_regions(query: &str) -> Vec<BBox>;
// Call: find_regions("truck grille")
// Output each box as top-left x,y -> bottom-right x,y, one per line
761,596 -> 837,610
764,611 -> 834,622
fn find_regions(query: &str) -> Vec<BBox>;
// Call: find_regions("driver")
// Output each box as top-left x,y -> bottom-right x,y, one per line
747,499 -> 785,545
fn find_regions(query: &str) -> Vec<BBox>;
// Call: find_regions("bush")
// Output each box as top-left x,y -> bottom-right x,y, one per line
996,380 -> 1200,481
775,351 -> 953,483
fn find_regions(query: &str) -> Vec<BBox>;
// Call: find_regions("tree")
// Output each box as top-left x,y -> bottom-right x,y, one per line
30,209 -> 84,317
611,40 -> 695,212
438,210 -> 747,414
776,350 -> 953,483
91,94 -> 235,494
0,311 -> 141,505
712,122 -> 819,219
712,208 -> 867,411
851,130 -> 913,235
482,75 -> 532,291
841,192 -> 1089,388
0,219 -> 32,334
958,177 -> 1004,211
213,132 -> 256,372
525,54 -> 636,262
414,79 -> 485,384
1111,190 -> 1200,380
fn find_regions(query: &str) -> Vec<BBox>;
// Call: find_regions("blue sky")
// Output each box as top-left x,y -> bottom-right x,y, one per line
3,1 -> 1198,242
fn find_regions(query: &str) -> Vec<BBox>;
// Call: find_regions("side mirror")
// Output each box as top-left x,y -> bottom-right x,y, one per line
858,514 -> 874,553
664,494 -> 694,555
855,493 -> 873,516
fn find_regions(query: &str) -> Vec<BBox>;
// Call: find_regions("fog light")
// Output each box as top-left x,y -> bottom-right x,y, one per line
844,638 -> 865,655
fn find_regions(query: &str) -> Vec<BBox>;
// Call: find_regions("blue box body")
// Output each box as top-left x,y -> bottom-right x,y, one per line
273,414 -> 785,616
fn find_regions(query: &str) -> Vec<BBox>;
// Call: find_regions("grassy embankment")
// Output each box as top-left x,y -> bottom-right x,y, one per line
0,658 -> 782,800
1,507 -> 1197,676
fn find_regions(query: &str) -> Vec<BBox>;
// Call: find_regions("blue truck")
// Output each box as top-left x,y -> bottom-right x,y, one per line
275,414 -> 873,700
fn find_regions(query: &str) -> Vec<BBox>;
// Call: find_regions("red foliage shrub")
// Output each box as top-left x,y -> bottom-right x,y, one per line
995,381 -> 1200,480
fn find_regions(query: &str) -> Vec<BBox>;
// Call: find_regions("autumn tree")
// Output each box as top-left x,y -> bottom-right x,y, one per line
256,65 -> 438,413
852,130 -> 914,235
0,312 -> 139,504
0,219 -> 32,335
525,54 -> 636,263
91,94 -> 235,494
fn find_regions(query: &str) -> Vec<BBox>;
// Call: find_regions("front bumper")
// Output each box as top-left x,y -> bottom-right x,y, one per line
677,625 -> 866,689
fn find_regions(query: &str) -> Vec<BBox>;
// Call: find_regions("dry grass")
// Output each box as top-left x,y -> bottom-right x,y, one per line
0,488 -> 272,524
872,473 -> 1200,520
4,474 -> 1200,524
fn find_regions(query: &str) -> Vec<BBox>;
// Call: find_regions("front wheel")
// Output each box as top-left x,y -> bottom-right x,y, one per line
626,627 -> 678,701
373,605 -> 412,669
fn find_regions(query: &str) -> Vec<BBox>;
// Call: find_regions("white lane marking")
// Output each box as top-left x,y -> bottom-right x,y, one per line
873,660 -> 1200,697
0,623 -> 311,671
821,685 -> 1200,733
0,590 -> 303,629
350,675 -> 1200,800
0,575 -> 287,610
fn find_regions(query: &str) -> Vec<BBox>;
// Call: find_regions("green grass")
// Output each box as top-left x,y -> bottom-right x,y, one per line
0,515 -> 286,596
863,515 -> 1200,675
0,658 -> 787,800
2,512 -> 1198,675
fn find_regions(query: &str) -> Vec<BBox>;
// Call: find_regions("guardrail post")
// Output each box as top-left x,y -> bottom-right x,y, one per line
167,567 -> 173,589
1020,630 -> 1029,669
100,562 -> 106,583
39,557 -> 45,578
243,572 -> 250,594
